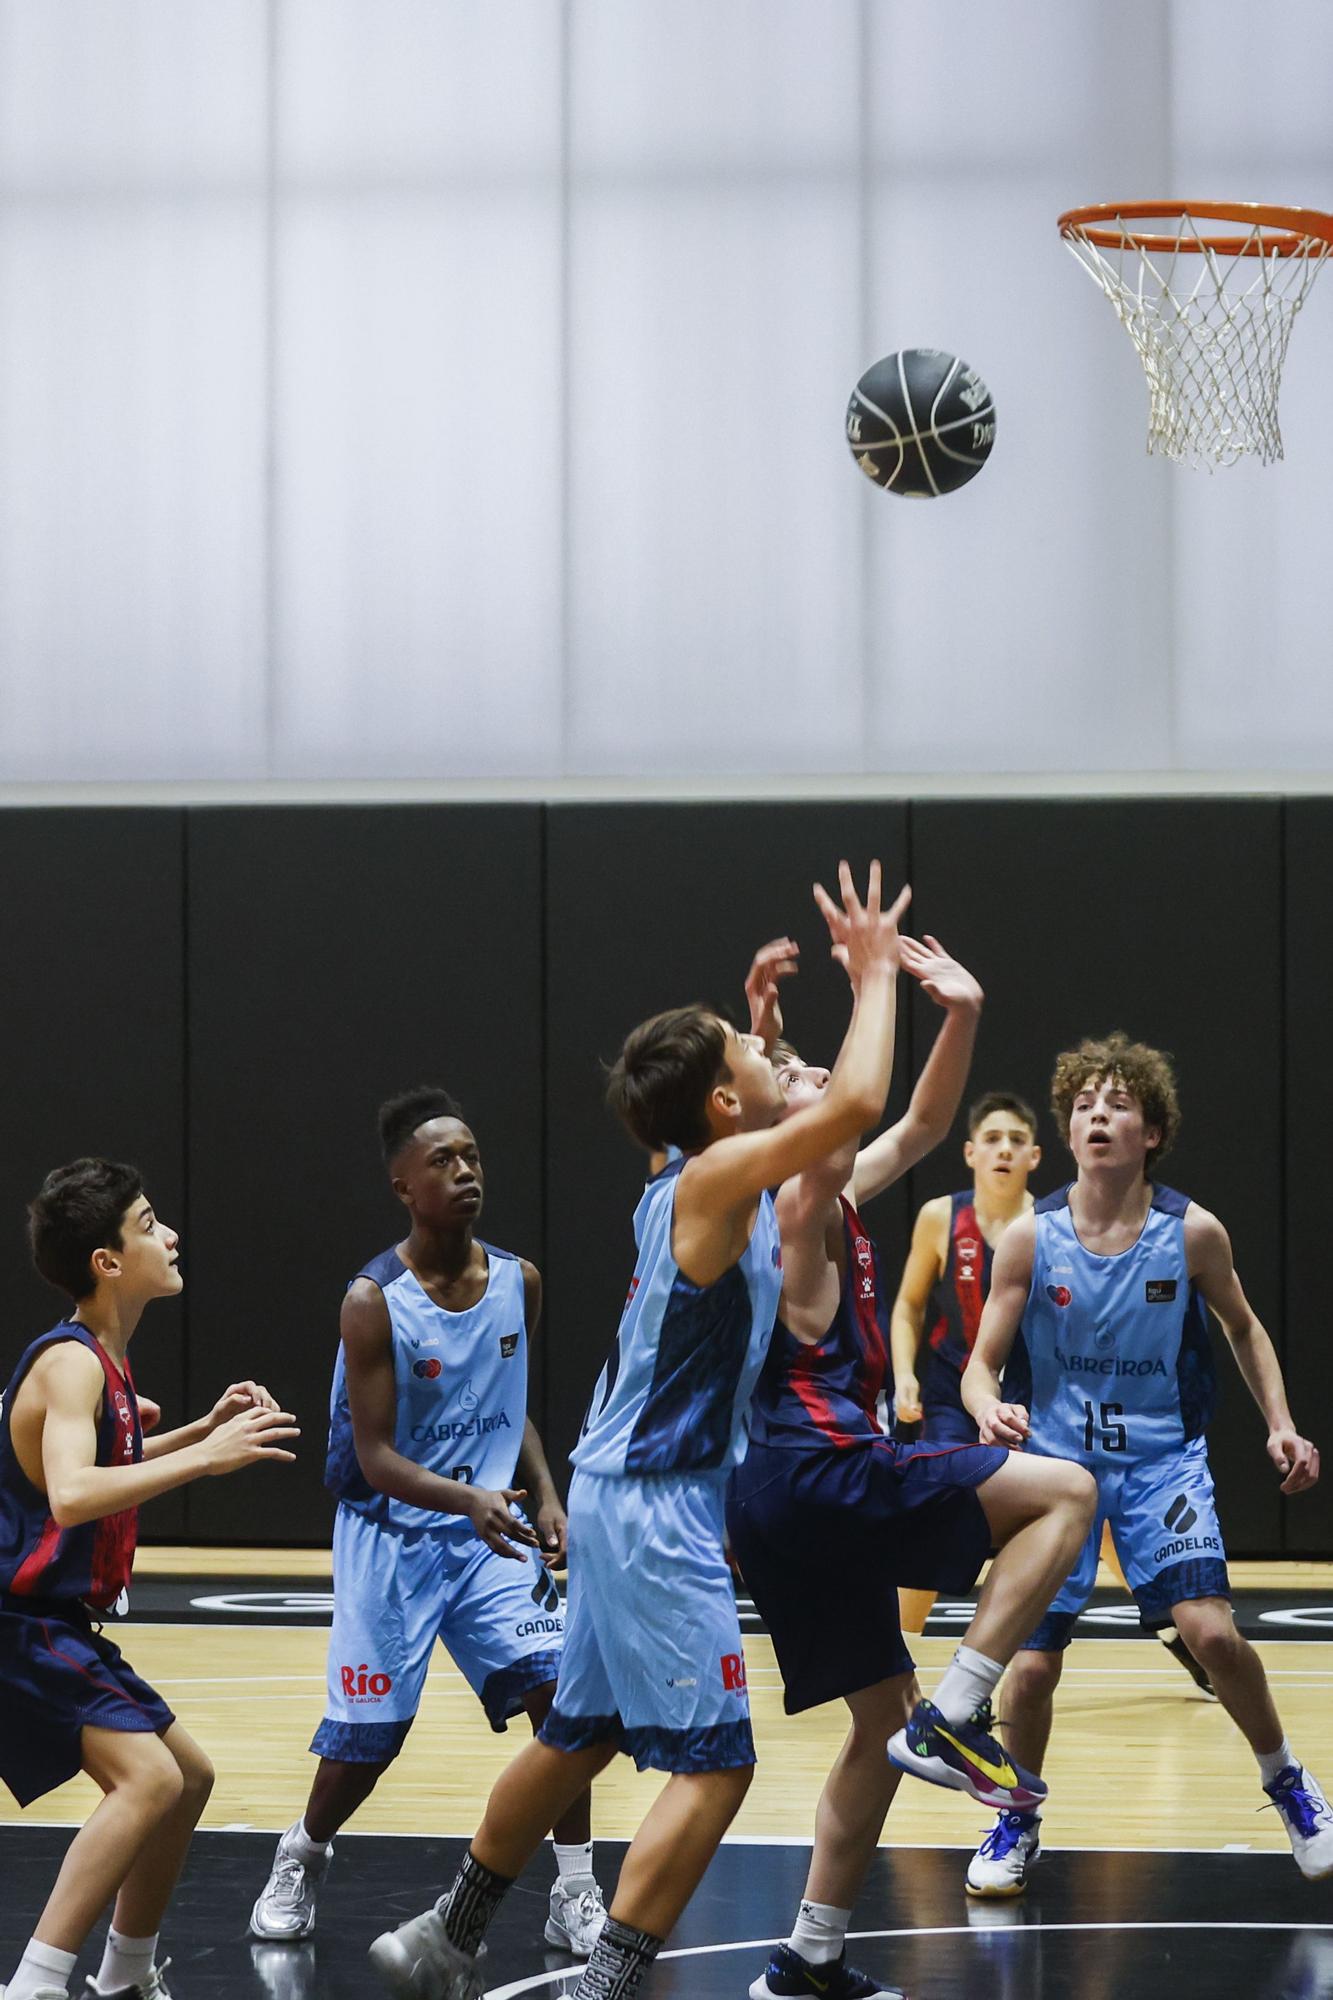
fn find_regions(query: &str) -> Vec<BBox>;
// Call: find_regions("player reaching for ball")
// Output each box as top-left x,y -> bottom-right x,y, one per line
961,1035 -> 1333,1897
726,946 -> 1097,2000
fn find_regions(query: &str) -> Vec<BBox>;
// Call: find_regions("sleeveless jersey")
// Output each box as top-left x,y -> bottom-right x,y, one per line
1023,1183 -> 1215,1466
926,1191 -> 993,1374
574,1155 -> 783,1477
325,1241 -> 528,1534
0,1323 -> 141,1610
747,1197 -> 890,1450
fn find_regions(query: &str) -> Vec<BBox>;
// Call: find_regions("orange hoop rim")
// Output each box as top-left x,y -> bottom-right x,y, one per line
1058,200 -> 1333,257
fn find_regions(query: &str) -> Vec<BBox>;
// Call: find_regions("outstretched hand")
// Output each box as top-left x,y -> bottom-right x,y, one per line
899,934 -> 983,1013
744,936 -> 800,1052
813,860 -> 910,987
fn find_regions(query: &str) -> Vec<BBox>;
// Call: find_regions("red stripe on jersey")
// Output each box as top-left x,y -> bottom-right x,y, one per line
952,1201 -> 987,1356
841,1198 -> 888,1417
10,1514 -> 64,1595
786,1347 -> 861,1449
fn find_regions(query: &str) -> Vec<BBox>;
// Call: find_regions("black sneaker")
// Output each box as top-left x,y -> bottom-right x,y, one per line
1155,1624 -> 1216,1698
748,1942 -> 906,1997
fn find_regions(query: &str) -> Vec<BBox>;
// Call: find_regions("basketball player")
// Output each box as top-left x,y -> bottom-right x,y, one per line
0,1158 -> 298,2000
367,861 -> 912,2000
889,1096 -> 1213,1693
962,1034 -> 1333,1896
249,1088 -> 606,1960
728,965 -> 1099,2000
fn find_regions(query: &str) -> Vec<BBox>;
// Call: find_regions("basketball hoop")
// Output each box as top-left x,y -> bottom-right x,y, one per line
1057,201 -> 1333,468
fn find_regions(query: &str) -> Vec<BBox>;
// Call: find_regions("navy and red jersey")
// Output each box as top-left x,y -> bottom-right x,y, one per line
745,1197 -> 890,1451
0,1323 -> 141,1611
925,1190 -> 993,1376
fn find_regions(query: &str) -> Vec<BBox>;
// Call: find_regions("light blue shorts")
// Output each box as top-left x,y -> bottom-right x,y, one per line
538,1468 -> 755,1774
311,1503 -> 563,1762
1025,1436 -> 1230,1651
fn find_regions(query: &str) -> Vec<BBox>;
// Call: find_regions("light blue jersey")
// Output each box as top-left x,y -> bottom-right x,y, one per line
324,1241 -> 528,1533
573,1156 -> 783,1478
1023,1183 -> 1216,1469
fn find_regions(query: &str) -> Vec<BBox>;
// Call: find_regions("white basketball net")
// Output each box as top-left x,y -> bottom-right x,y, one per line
1061,210 -> 1332,468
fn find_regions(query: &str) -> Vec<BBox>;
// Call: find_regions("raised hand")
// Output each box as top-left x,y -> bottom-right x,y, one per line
744,936 -> 800,1052
899,934 -> 983,1013
813,860 -> 911,987
465,1485 -> 542,1559
202,1405 -> 300,1474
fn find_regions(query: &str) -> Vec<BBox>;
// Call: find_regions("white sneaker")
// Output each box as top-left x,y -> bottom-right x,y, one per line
368,1908 -> 484,2000
965,1812 -> 1042,1898
250,1823 -> 331,1941
544,1874 -> 608,1957
1266,1765 -> 1333,1881
1,1987 -> 69,1999
84,1961 -> 175,1999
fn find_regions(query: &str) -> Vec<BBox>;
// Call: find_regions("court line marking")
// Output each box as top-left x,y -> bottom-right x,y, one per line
0,1823 -> 1303,1854
483,1921 -> 1333,1998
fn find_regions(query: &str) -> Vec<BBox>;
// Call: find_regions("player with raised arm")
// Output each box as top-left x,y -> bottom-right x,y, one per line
250,1089 -> 605,1962
728,958 -> 1098,2000
962,1034 -> 1333,1898
0,1158 -> 298,2000
367,862 -> 911,2000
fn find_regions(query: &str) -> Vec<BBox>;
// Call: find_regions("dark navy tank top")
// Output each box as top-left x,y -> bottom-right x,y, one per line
926,1190 -> 993,1375
0,1323 -> 141,1611
746,1197 -> 891,1451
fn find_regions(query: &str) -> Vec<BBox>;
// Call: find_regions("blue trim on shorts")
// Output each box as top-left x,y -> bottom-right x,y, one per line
480,1649 -> 561,1733
309,1716 -> 413,1764
1022,1608 -> 1079,1654
1134,1555 -> 1231,1623
622,1717 -> 756,1774
538,1705 -> 624,1754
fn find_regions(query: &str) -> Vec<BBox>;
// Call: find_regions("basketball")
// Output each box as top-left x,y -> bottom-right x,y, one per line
846,348 -> 996,497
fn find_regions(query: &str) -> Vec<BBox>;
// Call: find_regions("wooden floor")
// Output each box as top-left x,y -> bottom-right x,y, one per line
8,1553 -> 1332,1860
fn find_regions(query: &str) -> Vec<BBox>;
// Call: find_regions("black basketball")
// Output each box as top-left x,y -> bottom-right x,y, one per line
846,349 -> 995,497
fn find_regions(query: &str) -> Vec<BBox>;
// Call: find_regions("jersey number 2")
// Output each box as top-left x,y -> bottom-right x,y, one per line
1082,1400 -> 1127,1453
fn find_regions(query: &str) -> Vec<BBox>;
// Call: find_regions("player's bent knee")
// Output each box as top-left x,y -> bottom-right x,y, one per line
1171,1603 -> 1243,1673
1005,1648 -> 1064,1703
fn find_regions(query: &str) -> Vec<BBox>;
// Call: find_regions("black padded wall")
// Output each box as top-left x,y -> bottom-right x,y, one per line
906,799 -> 1285,1554
0,798 -> 1317,1553
182,807 -> 544,1542
1283,800 -> 1333,1555
542,802 -> 914,1479
0,810 -> 188,1534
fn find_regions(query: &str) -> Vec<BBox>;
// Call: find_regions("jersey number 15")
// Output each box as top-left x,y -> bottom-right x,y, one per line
1082,1400 -> 1127,1454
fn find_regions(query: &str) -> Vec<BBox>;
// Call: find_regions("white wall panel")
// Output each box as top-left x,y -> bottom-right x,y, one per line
0,0 -> 1330,785
270,1 -> 563,777
566,1 -> 865,775
0,3 -> 267,779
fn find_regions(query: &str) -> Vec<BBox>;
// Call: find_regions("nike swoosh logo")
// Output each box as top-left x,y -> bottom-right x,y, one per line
934,1724 -> 1019,1790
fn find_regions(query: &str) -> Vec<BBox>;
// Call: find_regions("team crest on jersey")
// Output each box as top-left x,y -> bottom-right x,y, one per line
499,1332 -> 519,1358
412,1357 -> 443,1380
1046,1284 -> 1072,1308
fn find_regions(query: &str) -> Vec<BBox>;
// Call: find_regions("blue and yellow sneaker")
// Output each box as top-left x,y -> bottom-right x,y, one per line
748,1944 -> 905,1998
1265,1765 -> 1333,1880
886,1698 -> 1046,1812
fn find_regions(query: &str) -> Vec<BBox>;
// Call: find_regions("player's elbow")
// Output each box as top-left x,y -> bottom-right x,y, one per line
47,1485 -> 88,1530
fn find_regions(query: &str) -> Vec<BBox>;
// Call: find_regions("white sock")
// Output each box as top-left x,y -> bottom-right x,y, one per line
94,1929 -> 157,1994
7,1938 -> 77,2000
1258,1738 -> 1297,1786
933,1644 -> 1005,1727
787,1898 -> 850,1967
553,1838 -> 595,1884
284,1817 -> 332,1866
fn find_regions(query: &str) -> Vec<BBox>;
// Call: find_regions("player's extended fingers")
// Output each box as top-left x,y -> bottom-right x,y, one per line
837,858 -> 863,919
885,883 -> 912,927
865,858 -> 882,916
812,879 -> 843,931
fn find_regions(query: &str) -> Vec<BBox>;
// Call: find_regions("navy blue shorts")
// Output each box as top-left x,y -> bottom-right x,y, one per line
920,1351 -> 979,1444
0,1598 -> 175,1806
726,1435 -> 1005,1714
